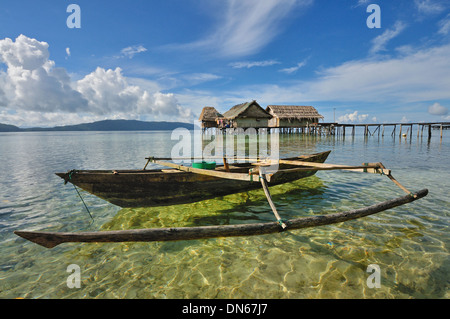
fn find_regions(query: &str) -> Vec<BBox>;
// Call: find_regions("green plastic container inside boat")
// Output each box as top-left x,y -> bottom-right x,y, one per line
192,161 -> 216,170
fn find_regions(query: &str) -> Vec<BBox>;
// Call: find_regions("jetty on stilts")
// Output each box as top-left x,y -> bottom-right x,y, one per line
198,101 -> 448,141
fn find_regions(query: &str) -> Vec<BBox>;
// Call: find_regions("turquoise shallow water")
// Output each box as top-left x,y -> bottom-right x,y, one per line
0,130 -> 448,298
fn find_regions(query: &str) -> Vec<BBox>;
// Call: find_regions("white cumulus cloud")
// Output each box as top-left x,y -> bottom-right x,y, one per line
0,35 -> 193,126
0,35 -> 49,70
337,111 -> 369,123
428,102 -> 448,115
0,35 -> 88,112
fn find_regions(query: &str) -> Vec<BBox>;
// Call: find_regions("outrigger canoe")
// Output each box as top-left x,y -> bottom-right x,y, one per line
14,150 -> 428,248
54,151 -> 332,208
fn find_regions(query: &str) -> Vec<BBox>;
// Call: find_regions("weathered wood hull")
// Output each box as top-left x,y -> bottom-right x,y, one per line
55,151 -> 331,207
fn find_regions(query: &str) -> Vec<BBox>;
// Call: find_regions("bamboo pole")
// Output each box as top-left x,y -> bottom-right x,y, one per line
148,156 -> 261,162
249,161 -> 391,179
270,160 -> 391,175
259,171 -> 287,229
377,163 -> 413,196
142,157 -> 151,170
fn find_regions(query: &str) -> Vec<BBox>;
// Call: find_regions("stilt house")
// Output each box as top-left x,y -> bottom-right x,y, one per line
221,100 -> 272,128
199,106 -> 223,129
266,105 -> 324,128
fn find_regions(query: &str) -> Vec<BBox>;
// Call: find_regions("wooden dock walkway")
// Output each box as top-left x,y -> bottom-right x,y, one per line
333,122 -> 449,140
207,122 -> 449,140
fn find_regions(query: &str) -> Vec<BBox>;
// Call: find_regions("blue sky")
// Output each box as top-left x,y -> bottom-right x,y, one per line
1,0 -> 450,127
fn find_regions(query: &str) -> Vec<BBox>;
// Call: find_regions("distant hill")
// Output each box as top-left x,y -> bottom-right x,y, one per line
0,119 -> 197,132
0,123 -> 21,132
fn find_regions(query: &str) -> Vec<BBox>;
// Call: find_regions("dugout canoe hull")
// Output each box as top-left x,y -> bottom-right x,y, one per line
55,151 -> 331,208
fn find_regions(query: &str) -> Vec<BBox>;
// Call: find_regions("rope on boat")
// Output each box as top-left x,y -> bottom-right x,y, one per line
66,170 -> 94,223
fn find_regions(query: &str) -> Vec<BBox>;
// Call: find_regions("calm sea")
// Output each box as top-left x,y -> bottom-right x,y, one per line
0,129 -> 448,299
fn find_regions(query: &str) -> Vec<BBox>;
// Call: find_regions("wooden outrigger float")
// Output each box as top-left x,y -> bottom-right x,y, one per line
15,189 -> 427,248
14,151 -> 428,248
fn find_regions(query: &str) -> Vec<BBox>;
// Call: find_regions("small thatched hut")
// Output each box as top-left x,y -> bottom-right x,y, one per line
266,105 -> 324,128
221,100 -> 272,128
199,106 -> 223,129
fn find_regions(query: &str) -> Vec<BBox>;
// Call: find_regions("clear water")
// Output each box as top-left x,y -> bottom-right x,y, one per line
0,130 -> 448,299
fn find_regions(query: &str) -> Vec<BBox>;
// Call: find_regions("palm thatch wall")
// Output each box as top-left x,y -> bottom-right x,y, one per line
221,101 -> 272,128
199,107 -> 223,128
266,105 -> 324,127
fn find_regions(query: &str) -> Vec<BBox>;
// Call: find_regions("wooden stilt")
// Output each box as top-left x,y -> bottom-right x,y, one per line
372,125 -> 380,136
223,157 -> 230,172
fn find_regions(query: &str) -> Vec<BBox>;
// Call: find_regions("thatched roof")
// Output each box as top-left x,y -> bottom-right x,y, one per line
222,101 -> 272,120
266,105 -> 324,120
199,107 -> 223,122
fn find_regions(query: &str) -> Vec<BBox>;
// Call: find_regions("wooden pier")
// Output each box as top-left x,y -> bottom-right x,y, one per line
206,122 -> 449,140
332,122 -> 449,140
199,104 -> 448,140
